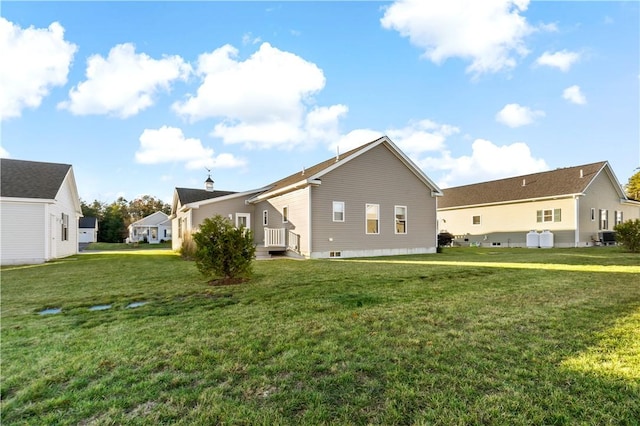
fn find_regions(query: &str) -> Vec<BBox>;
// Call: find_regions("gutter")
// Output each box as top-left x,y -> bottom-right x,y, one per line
438,193 -> 586,211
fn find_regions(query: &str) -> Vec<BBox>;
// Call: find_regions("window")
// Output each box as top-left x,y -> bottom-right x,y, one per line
591,208 -> 596,221
536,209 -> 561,223
599,209 -> 608,230
395,206 -> 407,234
263,210 -> 268,226
282,206 -> 289,223
333,201 -> 345,222
615,210 -> 623,226
366,204 -> 379,234
472,215 -> 481,225
61,213 -> 69,241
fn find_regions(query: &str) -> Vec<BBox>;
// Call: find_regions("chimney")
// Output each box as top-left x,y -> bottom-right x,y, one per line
205,175 -> 214,192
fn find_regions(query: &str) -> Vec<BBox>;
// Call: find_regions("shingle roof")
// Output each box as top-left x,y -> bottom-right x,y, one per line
438,161 -> 609,209
79,217 -> 98,228
1,158 -> 72,199
255,139 -> 380,197
175,188 -> 237,205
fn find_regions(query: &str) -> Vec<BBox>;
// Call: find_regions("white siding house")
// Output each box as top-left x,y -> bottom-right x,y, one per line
127,211 -> 172,244
1,159 -> 82,265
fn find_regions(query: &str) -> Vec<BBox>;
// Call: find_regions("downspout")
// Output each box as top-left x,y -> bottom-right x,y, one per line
574,195 -> 580,247
307,186 -> 312,257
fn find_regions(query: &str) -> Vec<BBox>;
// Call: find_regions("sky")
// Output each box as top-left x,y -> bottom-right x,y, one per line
1,0 -> 639,205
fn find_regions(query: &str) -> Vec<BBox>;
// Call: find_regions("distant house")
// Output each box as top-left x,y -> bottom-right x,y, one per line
437,161 -> 640,248
79,217 -> 98,243
171,136 -> 443,258
127,211 -> 171,244
1,158 -> 82,265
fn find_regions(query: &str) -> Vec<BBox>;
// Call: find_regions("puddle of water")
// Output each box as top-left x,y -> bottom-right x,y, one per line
39,308 -> 62,315
89,305 -> 112,311
125,301 -> 148,309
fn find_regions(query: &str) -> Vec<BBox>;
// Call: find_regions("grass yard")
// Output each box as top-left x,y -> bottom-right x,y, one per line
1,247 -> 639,425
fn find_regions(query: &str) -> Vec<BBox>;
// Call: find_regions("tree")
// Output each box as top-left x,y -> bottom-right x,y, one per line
614,219 -> 640,253
192,215 -> 256,282
128,195 -> 171,223
99,198 -> 129,243
625,170 -> 640,200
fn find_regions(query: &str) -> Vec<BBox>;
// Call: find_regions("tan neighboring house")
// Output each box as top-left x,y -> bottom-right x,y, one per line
1,158 -> 82,265
171,136 -> 443,258
437,161 -> 640,248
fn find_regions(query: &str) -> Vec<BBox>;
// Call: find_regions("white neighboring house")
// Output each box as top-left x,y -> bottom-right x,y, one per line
78,217 -> 98,243
1,158 -> 82,265
127,211 -> 171,244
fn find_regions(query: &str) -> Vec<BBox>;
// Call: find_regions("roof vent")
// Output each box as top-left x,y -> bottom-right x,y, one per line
336,146 -> 340,162
522,178 -> 526,187
580,169 -> 584,178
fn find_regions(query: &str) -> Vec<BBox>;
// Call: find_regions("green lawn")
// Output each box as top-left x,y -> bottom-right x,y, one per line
1,247 -> 639,425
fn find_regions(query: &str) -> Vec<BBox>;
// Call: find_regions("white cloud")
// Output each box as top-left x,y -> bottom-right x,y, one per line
380,0 -> 535,76
58,43 -> 191,118
387,119 -> 460,155
563,85 -> 587,105
134,126 -> 246,170
0,18 -> 77,120
173,42 -> 345,148
535,50 -> 580,72
0,146 -> 10,158
495,103 -> 545,127
331,129 -> 385,153
424,139 -> 548,188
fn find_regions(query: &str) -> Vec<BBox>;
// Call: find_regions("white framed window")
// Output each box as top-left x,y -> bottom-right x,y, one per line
599,209 -> 608,230
472,215 -> 481,225
236,213 -> 250,228
615,211 -> 623,226
590,208 -> 596,221
263,210 -> 268,226
333,201 -> 345,222
537,209 -> 561,223
282,206 -> 289,223
395,205 -> 407,234
366,204 -> 379,234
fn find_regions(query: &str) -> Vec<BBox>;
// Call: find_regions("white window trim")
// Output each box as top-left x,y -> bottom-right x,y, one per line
366,203 -> 380,235
282,206 -> 289,224
395,205 -> 407,234
263,210 -> 268,226
590,208 -> 596,221
472,215 -> 481,226
236,213 -> 250,228
333,201 -> 345,222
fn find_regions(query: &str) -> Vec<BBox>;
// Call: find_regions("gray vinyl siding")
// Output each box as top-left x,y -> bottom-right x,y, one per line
310,144 -> 437,256
255,188 -> 310,252
191,197 -> 253,228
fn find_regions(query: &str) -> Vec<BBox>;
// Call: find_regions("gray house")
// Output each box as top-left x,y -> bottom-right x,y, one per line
171,136 -> 443,258
1,158 -> 82,265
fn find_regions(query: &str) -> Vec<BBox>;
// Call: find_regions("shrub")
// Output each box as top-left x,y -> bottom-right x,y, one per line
438,232 -> 454,247
179,232 -> 197,260
614,219 -> 640,253
192,215 -> 256,280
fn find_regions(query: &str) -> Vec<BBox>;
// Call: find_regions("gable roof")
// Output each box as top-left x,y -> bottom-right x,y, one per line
438,161 -> 618,209
130,211 -> 170,227
175,188 -> 237,205
79,217 -> 98,228
248,136 -> 442,203
1,158 -> 72,199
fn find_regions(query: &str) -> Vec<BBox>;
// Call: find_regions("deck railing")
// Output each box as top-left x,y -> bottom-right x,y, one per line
287,231 -> 300,252
264,228 -> 286,247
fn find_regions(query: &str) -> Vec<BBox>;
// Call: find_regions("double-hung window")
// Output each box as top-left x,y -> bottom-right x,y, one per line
537,209 -> 561,223
366,204 -> 379,234
615,211 -> 623,226
599,209 -> 608,230
395,206 -> 407,234
333,201 -> 345,222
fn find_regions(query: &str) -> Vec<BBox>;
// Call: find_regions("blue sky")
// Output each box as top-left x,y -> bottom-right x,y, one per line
1,1 -> 638,204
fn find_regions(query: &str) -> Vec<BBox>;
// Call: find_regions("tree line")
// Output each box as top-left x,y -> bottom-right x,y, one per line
81,195 -> 171,243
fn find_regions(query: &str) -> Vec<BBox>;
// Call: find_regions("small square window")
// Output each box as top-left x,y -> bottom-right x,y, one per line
472,215 -> 481,225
